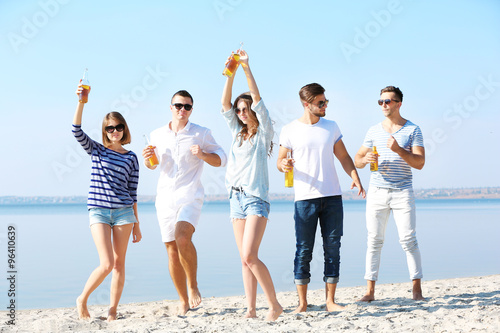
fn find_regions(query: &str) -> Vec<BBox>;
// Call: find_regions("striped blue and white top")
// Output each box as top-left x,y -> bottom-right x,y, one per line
72,124 -> 139,209
362,120 -> 424,190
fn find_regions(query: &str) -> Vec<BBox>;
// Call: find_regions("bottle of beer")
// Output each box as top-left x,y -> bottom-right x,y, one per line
143,135 -> 159,167
370,146 -> 378,172
79,68 -> 90,103
285,151 -> 294,187
222,42 -> 243,77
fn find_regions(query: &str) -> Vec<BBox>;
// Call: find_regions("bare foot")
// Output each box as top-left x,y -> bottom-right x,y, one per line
292,303 -> 307,313
177,302 -> 190,316
413,292 -> 425,301
412,279 -> 425,301
76,296 -> 90,320
244,309 -> 257,319
188,287 -> 202,309
107,308 -> 117,322
412,279 -> 425,300
358,294 -> 375,302
326,300 -> 345,312
266,304 -> 283,321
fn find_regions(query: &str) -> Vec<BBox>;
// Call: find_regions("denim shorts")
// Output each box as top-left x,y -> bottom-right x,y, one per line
229,188 -> 270,219
89,206 -> 137,227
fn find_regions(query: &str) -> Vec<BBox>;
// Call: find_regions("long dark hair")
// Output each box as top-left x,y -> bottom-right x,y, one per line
233,92 -> 273,156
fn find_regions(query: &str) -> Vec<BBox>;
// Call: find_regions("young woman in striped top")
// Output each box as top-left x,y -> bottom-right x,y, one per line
73,82 -> 142,321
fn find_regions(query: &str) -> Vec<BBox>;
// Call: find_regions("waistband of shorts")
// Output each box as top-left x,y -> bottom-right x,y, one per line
370,187 -> 413,192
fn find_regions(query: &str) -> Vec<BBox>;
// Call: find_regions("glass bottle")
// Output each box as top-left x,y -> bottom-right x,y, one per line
79,68 -> 90,103
143,135 -> 159,166
370,146 -> 378,172
222,43 -> 243,77
285,151 -> 294,187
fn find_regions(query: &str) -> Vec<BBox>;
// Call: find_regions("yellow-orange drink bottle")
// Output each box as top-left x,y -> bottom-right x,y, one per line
370,146 -> 378,171
222,52 -> 241,77
79,68 -> 90,103
144,135 -> 159,166
148,146 -> 159,166
285,151 -> 293,187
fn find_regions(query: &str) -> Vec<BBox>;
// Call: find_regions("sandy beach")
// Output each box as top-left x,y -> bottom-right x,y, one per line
3,275 -> 499,332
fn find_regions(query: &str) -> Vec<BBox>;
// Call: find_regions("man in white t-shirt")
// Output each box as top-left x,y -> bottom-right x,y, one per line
142,90 -> 227,315
277,83 -> 365,312
355,86 -> 425,302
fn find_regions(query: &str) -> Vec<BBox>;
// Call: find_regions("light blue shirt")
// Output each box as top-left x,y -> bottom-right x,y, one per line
363,120 -> 424,189
222,99 -> 274,203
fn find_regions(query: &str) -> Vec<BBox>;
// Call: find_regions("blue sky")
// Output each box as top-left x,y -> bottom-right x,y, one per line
1,0 -> 499,197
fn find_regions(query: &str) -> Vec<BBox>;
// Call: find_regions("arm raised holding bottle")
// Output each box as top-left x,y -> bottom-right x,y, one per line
238,50 -> 261,105
219,48 -> 282,321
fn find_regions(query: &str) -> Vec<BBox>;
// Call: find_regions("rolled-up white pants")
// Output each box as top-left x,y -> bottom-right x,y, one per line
364,187 -> 423,281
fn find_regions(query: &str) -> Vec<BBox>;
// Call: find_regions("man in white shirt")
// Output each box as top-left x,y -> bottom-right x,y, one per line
277,83 -> 365,312
143,90 -> 227,315
355,86 -> 425,302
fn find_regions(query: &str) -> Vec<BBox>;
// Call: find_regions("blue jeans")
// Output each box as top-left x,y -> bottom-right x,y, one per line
294,195 -> 343,285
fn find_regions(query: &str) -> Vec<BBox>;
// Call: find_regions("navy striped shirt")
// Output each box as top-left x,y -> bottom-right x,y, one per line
362,120 -> 424,190
72,124 -> 139,209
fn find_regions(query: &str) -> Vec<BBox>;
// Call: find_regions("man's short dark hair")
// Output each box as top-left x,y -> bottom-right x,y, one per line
171,90 -> 193,104
299,83 -> 325,104
380,86 -> 403,102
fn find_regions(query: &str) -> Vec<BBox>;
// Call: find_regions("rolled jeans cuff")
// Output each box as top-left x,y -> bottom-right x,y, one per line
294,278 -> 310,285
324,276 -> 339,284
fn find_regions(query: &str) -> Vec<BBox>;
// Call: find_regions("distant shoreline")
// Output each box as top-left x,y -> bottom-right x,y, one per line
1,187 -> 499,205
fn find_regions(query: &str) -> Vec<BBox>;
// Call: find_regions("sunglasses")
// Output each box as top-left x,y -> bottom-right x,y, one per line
172,103 -> 193,111
105,124 -> 125,133
378,99 -> 400,105
235,107 -> 247,114
312,99 -> 329,108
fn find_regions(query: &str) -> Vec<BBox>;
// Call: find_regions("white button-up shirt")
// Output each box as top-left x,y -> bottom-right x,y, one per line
150,121 -> 227,208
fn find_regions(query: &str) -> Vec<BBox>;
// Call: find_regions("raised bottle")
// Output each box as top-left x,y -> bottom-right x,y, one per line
79,68 -> 90,103
222,43 -> 243,77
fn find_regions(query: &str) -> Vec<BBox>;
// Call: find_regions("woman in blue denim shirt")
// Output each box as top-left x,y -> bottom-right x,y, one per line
221,50 -> 282,321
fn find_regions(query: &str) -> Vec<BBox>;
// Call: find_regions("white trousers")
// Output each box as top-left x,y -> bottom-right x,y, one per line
364,187 -> 423,281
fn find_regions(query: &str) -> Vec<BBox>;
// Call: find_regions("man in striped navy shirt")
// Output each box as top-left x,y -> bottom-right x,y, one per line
355,86 -> 425,302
